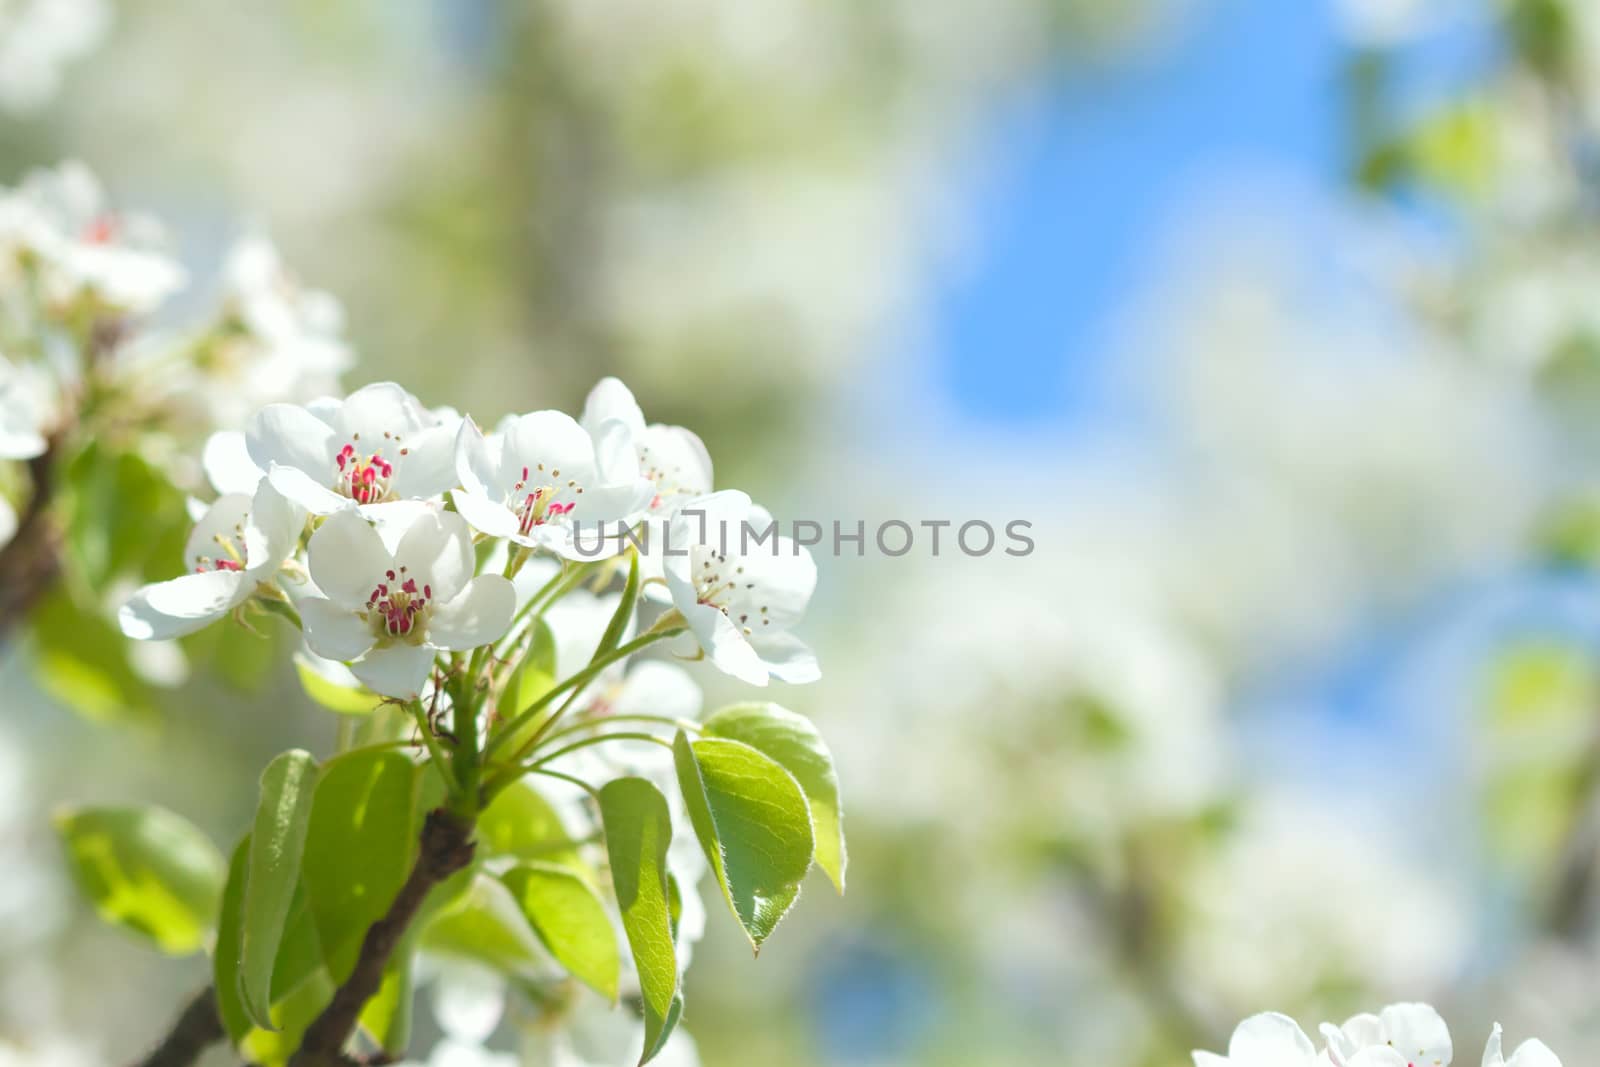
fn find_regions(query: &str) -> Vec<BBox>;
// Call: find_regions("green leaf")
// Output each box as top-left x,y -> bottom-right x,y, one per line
213,839 -> 326,1044
703,702 -> 846,892
421,872 -> 546,977
501,862 -> 620,1000
593,550 -> 640,661
477,779 -> 579,866
213,839 -> 253,1042
672,732 -> 814,952
55,805 -> 226,955
241,750 -> 321,1029
301,750 -> 421,982
599,777 -> 679,1065
240,968 -> 335,1067
293,654 -> 381,715
32,590 -> 156,722
503,617 -> 558,719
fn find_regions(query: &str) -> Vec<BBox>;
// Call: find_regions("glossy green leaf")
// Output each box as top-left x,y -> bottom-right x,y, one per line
301,750 -> 421,982
55,805 -> 226,955
477,779 -> 579,866
421,872 -> 546,977
502,862 -> 620,1000
672,732 -> 814,951
213,839 -> 252,1042
599,777 -> 678,1065
240,968 -> 335,1067
241,750 -> 321,1029
212,838 -> 325,1044
293,654 -> 381,715
703,702 -> 846,892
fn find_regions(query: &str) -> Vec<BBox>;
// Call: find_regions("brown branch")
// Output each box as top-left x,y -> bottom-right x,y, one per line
129,985 -> 225,1067
0,435 -> 64,646
289,808 -> 475,1067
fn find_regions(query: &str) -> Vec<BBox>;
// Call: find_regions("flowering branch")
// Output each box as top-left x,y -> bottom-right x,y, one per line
289,808 -> 476,1067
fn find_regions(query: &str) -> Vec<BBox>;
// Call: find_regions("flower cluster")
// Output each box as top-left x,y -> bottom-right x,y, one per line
122,376 -> 819,698
0,161 -> 353,556
1199,1005 -> 1560,1067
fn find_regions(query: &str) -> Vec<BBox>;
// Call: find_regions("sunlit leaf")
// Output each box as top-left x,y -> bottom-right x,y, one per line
55,805 -> 225,955
241,750 -> 320,1029
703,702 -> 846,892
502,862 -> 620,1000
599,777 -> 678,1065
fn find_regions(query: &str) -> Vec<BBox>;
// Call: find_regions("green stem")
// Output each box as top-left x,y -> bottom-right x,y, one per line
256,595 -> 302,630
526,767 -> 602,802
536,713 -> 699,748
481,627 -> 680,764
407,700 -> 457,801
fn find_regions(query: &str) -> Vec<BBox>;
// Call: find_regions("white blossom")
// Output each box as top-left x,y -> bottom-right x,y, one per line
299,509 -> 514,698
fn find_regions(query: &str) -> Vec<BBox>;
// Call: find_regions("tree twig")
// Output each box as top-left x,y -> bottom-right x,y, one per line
288,808 -> 475,1067
0,435 -> 64,647
129,985 -> 225,1067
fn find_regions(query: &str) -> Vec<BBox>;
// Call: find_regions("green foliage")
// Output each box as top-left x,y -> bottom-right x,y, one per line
422,872 -> 547,976
703,702 -> 847,892
32,588 -> 156,721
477,778 -> 580,866
673,731 -> 815,951
301,749 -> 421,982
55,805 -> 226,954
600,777 -> 680,1064
293,654 -> 381,715
502,862 -> 621,1000
241,751 -> 321,1028
503,617 -> 558,723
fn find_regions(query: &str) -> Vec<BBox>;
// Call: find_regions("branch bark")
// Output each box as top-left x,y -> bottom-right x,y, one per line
0,437 -> 63,646
289,808 -> 475,1067
129,985 -> 225,1067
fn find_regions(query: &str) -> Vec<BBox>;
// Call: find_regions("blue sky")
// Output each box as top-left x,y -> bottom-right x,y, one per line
933,0 -> 1496,428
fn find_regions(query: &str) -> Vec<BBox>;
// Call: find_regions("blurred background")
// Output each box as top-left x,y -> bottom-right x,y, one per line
11,0 -> 1600,1064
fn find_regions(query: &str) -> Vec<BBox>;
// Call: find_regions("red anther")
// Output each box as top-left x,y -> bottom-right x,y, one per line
403,578 -> 418,594
423,584 -> 431,598
386,570 -> 396,581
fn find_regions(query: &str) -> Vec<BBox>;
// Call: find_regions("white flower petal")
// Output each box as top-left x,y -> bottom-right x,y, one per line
502,410 -> 596,490
183,494 -> 253,572
429,576 -> 515,651
308,509 -> 393,608
0,427 -> 45,460
1347,1051 -> 1409,1067
683,601 -> 767,686
390,420 -> 459,500
268,462 -> 352,516
300,597 -> 377,662
351,641 -> 435,699
454,418 -> 503,498
451,488 -> 522,542
581,376 -> 646,439
247,402 -> 335,479
1379,1003 -> 1451,1067
333,381 -> 431,442
591,415 -> 641,486
119,571 -> 249,640
751,632 -> 820,685
394,510 -> 474,603
1229,1013 -> 1317,1067
244,481 -> 305,574
202,431 -> 264,496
